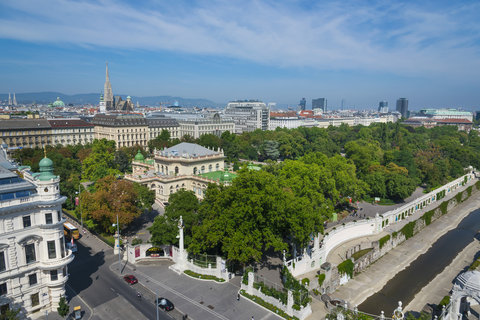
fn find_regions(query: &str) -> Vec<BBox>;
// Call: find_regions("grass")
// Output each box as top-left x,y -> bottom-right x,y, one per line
184,270 -> 225,282
351,248 -> 373,260
469,258 -> 480,271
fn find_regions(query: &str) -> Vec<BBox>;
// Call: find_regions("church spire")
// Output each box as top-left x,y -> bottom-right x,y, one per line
103,62 -> 114,111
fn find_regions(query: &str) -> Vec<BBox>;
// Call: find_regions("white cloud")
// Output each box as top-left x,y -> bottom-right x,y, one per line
0,0 -> 479,79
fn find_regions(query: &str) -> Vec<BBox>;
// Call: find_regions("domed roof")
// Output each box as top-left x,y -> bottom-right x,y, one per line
52,97 -> 65,107
220,168 -> 235,183
127,96 -> 131,100
39,157 -> 53,169
455,270 -> 480,292
134,150 -> 145,161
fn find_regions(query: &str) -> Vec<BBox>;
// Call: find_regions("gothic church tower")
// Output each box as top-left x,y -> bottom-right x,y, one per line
104,62 -> 114,110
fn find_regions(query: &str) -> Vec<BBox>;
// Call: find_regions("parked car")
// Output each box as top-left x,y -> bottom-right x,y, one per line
123,275 -> 138,285
157,298 -> 174,311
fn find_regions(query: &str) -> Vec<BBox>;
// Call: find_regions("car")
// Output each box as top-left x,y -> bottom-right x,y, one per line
157,298 -> 174,311
123,275 -> 138,285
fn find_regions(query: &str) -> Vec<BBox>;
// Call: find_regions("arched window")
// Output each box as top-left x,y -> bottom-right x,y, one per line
201,165 -> 205,173
209,164 -> 212,172
216,163 -> 220,170
175,167 -> 179,175
193,167 -> 197,175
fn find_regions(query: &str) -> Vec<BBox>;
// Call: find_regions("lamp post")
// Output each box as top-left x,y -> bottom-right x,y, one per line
112,215 -> 121,274
78,183 -> 83,230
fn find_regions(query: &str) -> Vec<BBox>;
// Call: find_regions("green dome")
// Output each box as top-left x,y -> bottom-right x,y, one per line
39,157 -> 53,170
52,97 -> 65,107
134,150 -> 145,161
127,96 -> 131,99
38,155 -> 56,180
220,169 -> 234,183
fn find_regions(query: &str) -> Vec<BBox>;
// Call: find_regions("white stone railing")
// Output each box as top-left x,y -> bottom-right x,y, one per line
242,272 -> 312,320
286,171 -> 476,277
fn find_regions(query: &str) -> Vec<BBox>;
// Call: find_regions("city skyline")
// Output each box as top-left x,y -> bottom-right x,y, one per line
1,0 -> 480,108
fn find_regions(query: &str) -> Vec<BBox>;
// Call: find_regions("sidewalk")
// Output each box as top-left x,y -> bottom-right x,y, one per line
35,284 -> 93,320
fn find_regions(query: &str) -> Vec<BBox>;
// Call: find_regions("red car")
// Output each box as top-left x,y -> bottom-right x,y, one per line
123,275 -> 138,285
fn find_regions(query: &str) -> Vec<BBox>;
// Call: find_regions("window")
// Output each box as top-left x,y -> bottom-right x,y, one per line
50,270 -> 58,281
63,267 -> 67,277
0,283 -> 6,296
31,293 -> 39,307
60,238 -> 65,258
0,252 -> 5,272
29,274 -> 37,286
45,213 -> 53,225
23,216 -> 31,228
25,244 -> 36,264
57,211 -> 61,222
47,241 -> 56,259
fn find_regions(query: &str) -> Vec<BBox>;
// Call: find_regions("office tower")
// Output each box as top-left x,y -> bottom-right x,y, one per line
378,101 -> 388,113
299,98 -> 306,111
396,98 -> 408,118
312,98 -> 327,112
13,93 -> 17,106
104,62 -> 114,111
8,93 -> 11,105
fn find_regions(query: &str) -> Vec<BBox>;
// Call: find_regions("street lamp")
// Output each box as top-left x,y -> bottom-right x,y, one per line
78,183 -> 83,230
112,215 -> 121,274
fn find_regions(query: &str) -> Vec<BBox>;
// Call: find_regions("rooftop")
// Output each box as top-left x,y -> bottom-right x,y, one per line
159,142 -> 221,158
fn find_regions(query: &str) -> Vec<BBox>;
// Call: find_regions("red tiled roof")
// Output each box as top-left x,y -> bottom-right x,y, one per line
48,119 -> 93,128
435,118 -> 472,124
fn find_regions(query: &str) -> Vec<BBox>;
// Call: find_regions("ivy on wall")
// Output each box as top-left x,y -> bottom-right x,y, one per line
337,259 -> 354,278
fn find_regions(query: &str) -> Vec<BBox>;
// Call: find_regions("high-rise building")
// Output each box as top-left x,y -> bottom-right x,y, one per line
12,93 -> 17,106
312,98 -> 327,112
396,98 -> 408,118
378,101 -> 388,113
224,100 -> 270,134
104,63 -> 114,111
8,93 -> 11,105
299,98 -> 306,111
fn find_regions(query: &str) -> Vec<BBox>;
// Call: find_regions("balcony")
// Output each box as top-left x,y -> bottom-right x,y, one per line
39,250 -> 74,270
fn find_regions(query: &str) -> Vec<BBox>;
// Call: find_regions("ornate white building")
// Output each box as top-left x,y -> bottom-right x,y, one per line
0,148 -> 73,318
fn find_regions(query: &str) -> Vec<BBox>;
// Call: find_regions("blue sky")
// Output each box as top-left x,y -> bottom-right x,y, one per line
0,0 -> 480,109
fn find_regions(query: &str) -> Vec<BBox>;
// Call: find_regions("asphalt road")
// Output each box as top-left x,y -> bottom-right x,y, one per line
67,237 -> 173,320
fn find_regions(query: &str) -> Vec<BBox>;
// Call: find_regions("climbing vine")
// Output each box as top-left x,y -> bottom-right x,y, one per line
400,221 -> 415,240
379,235 -> 390,249
422,210 -> 435,226
337,259 -> 354,278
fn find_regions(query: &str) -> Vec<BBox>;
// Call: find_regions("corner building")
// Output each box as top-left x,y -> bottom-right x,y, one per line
0,150 -> 73,318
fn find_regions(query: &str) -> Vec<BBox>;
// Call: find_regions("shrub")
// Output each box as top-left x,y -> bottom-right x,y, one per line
243,267 -> 253,285
254,281 -> 288,304
469,258 -> 480,271
301,278 -> 310,287
281,267 -> 310,307
131,238 -> 143,245
476,180 -> 480,190
379,235 -> 391,249
337,259 -> 354,278
392,231 -> 398,238
467,186 -> 473,197
317,274 -> 326,287
313,288 -> 320,296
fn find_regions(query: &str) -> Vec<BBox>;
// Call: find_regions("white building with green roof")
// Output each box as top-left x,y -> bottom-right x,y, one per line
419,108 -> 473,121
0,148 -> 73,317
126,143 -> 235,204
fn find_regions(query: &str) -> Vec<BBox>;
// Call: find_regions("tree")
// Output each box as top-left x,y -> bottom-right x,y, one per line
0,308 -> 20,320
148,129 -> 171,152
57,296 -> 70,318
133,182 -> 155,211
114,149 -> 131,173
80,176 -> 142,232
82,139 -> 120,181
149,189 -> 199,246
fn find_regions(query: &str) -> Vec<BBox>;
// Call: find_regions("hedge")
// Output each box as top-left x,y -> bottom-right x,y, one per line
184,270 -> 225,282
240,290 -> 299,320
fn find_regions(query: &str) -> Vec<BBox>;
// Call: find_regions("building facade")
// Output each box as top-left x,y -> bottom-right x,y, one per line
92,114 -> 149,148
312,98 -> 327,112
48,119 -> 94,146
0,120 -> 52,150
147,117 -> 180,141
378,101 -> 388,113
396,98 -> 408,118
418,108 -> 473,122
0,148 -> 73,318
178,116 -> 235,139
125,143 -> 233,204
224,100 -> 270,134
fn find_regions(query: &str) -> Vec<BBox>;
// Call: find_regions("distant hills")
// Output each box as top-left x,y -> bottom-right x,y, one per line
0,92 -> 222,108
